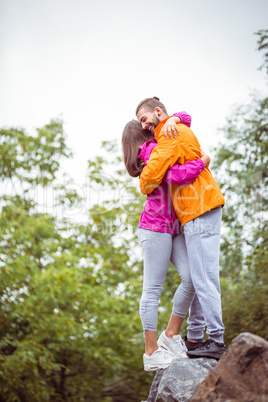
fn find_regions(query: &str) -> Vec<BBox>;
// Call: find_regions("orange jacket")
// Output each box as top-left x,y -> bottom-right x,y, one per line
139,117 -> 225,226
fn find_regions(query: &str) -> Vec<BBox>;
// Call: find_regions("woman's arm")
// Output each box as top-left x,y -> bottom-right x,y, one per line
140,141 -> 210,187
162,111 -> 192,139
163,152 -> 210,186
172,111 -> 192,128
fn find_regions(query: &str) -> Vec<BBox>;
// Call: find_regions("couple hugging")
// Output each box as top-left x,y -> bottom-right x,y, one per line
122,97 -> 226,372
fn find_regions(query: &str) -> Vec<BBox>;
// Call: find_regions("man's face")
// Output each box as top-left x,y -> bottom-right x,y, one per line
137,108 -> 161,133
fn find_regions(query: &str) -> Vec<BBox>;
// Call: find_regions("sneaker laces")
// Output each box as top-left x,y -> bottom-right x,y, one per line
172,334 -> 187,353
205,339 -> 213,349
205,339 -> 226,349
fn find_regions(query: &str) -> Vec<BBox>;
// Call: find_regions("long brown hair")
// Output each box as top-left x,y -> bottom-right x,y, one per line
122,120 -> 154,177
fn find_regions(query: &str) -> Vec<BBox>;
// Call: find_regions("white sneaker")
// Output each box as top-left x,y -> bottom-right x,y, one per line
143,348 -> 174,371
157,331 -> 188,358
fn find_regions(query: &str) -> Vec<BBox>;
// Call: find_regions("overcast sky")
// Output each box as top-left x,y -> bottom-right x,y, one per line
0,0 -> 267,194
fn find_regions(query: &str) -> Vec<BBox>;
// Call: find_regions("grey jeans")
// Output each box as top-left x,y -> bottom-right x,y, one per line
138,229 -> 195,332
183,207 -> 225,343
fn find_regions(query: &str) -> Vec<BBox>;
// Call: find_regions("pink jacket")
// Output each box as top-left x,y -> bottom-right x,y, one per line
138,138 -> 205,234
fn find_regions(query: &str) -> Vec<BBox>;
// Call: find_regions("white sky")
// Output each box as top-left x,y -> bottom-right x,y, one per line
0,0 -> 267,195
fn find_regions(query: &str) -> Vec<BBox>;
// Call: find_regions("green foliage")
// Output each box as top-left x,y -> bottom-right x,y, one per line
0,124 -> 152,401
212,95 -> 268,280
211,34 -> 268,343
256,29 -> 268,75
0,119 -> 72,186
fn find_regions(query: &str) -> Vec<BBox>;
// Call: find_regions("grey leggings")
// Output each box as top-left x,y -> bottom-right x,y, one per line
138,229 -> 195,332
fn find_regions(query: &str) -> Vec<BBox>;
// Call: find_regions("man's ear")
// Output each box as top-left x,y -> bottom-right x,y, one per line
154,107 -> 162,117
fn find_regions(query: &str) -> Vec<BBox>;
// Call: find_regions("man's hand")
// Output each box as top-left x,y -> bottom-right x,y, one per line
162,117 -> 180,139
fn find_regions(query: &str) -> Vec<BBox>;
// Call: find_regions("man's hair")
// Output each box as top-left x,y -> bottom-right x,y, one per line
135,96 -> 168,116
122,120 -> 154,177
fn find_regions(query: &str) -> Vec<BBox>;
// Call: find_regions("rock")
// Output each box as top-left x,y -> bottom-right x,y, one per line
145,333 -> 268,401
146,369 -> 165,402
190,332 -> 268,401
145,357 -> 217,402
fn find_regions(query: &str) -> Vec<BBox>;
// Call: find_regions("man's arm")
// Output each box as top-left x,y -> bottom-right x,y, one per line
139,132 -> 181,194
141,141 -> 208,186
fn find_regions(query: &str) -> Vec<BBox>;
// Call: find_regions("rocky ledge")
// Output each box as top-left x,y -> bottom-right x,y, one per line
144,332 -> 268,402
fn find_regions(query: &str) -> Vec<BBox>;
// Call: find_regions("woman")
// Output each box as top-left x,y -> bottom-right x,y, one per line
122,113 -> 210,371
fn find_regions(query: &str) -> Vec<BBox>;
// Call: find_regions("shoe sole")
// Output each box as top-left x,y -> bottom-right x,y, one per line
144,363 -> 171,371
187,351 -> 225,360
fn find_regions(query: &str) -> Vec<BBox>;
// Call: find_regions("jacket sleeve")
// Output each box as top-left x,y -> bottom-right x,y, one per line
139,133 -> 180,194
172,111 -> 192,128
163,159 -> 205,185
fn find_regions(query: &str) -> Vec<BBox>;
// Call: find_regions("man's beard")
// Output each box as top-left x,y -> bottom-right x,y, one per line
151,115 -> 161,131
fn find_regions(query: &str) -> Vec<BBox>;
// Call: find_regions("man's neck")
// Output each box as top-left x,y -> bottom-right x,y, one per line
154,116 -> 171,139
159,113 -> 168,122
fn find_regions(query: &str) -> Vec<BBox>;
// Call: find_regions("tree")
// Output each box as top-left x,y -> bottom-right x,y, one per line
0,124 -> 153,401
256,28 -> 268,75
212,30 -> 268,343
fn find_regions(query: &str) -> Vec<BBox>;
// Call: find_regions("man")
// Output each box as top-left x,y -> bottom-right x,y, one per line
136,97 -> 226,359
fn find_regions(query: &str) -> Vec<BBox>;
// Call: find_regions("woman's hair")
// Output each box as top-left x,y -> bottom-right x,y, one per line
122,120 -> 154,177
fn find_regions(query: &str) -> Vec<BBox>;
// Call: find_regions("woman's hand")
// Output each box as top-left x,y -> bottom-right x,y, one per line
201,149 -> 210,167
162,116 -> 180,139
